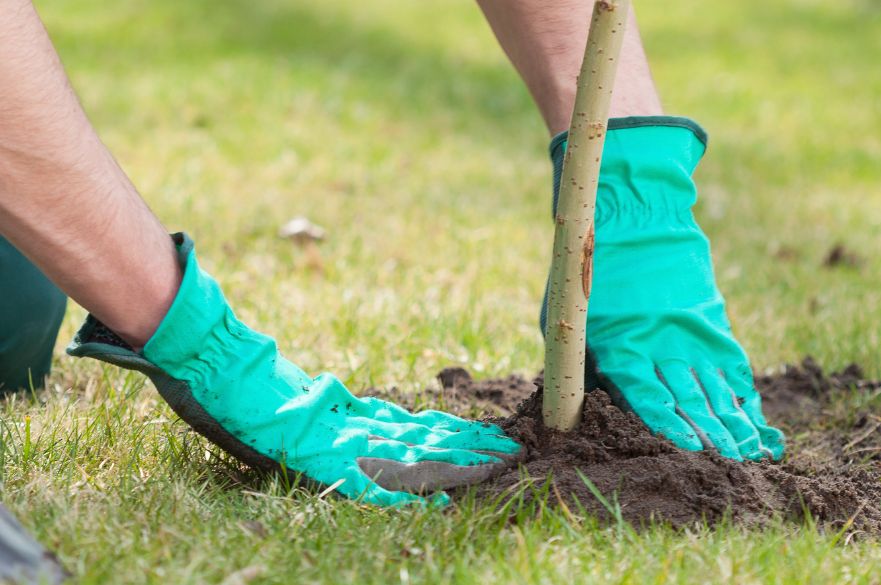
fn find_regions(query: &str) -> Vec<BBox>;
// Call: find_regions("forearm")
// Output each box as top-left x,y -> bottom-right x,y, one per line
0,0 -> 180,348
476,0 -> 662,134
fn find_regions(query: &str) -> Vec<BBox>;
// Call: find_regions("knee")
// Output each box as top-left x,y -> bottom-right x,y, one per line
0,239 -> 67,392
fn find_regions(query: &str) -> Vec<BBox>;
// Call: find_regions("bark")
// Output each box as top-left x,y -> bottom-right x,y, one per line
543,0 -> 630,431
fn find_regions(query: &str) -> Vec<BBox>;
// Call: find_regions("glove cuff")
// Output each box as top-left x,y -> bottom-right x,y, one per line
140,232 -> 227,369
550,116 -> 709,222
67,233 -> 244,378
139,233 -> 288,389
66,235 -> 301,474
68,232 -> 311,393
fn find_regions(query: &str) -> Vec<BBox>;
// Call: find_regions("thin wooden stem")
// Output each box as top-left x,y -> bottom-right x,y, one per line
543,0 -> 629,431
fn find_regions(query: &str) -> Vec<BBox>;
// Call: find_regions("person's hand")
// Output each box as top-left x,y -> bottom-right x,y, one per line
69,234 -> 522,506
541,118 -> 784,461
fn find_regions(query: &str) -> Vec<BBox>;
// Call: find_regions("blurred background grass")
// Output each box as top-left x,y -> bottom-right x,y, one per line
48,0 -> 881,387
45,0 -> 881,390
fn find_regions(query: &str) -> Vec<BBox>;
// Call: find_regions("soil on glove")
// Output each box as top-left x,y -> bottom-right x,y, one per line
375,359 -> 881,534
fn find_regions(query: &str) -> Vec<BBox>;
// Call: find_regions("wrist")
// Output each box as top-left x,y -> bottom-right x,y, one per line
86,230 -> 182,351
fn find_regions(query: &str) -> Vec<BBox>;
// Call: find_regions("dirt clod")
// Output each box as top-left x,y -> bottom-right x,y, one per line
437,367 -> 473,390
823,243 -> 863,268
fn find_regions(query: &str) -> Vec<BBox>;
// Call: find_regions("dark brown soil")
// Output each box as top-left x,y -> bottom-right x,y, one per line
823,243 -> 863,268
375,359 -> 881,534
376,367 -> 535,419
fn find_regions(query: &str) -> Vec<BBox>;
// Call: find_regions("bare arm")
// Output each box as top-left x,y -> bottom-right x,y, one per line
475,0 -> 662,134
0,0 -> 180,348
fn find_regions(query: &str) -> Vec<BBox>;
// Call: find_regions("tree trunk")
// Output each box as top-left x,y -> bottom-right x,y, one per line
542,0 -> 630,431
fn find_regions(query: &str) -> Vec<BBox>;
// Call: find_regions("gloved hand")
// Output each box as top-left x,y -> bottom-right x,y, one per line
541,117 -> 784,461
69,234 -> 521,506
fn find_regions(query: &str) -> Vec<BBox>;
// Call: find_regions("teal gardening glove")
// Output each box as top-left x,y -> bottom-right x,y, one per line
69,234 -> 521,506
541,117 -> 784,461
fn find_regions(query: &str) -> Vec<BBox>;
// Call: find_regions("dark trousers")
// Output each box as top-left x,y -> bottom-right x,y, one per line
0,237 -> 66,393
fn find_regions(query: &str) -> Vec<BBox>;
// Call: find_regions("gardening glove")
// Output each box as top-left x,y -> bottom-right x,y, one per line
68,233 -> 521,507
540,117 -> 784,461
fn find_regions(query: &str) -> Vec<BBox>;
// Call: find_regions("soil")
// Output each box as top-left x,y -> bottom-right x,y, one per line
373,359 -> 881,534
823,243 -> 863,268
377,367 -> 536,419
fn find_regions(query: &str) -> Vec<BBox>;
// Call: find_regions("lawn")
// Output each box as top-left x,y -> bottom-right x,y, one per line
3,0 -> 881,582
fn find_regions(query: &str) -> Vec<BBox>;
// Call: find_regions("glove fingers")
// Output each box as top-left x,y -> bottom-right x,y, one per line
601,359 -> 704,451
655,361 -> 742,460
348,415 -> 522,457
402,414 -> 522,457
722,366 -> 786,460
335,465 -> 450,507
294,384 -> 520,454
356,396 -> 427,423
358,438 -> 508,492
693,365 -> 766,460
354,418 -> 520,459
416,424 -> 522,459
358,396 -> 483,431
366,438 -> 503,465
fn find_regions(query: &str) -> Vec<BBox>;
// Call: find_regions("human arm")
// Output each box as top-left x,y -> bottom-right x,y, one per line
0,0 -> 180,349
0,0 -> 521,504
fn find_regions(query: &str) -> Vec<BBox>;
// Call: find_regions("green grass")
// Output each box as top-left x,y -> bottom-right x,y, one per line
3,0 -> 881,582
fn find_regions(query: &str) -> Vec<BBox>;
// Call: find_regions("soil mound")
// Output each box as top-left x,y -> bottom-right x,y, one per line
374,367 -> 534,418
483,378 -> 881,533
377,359 -> 881,533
